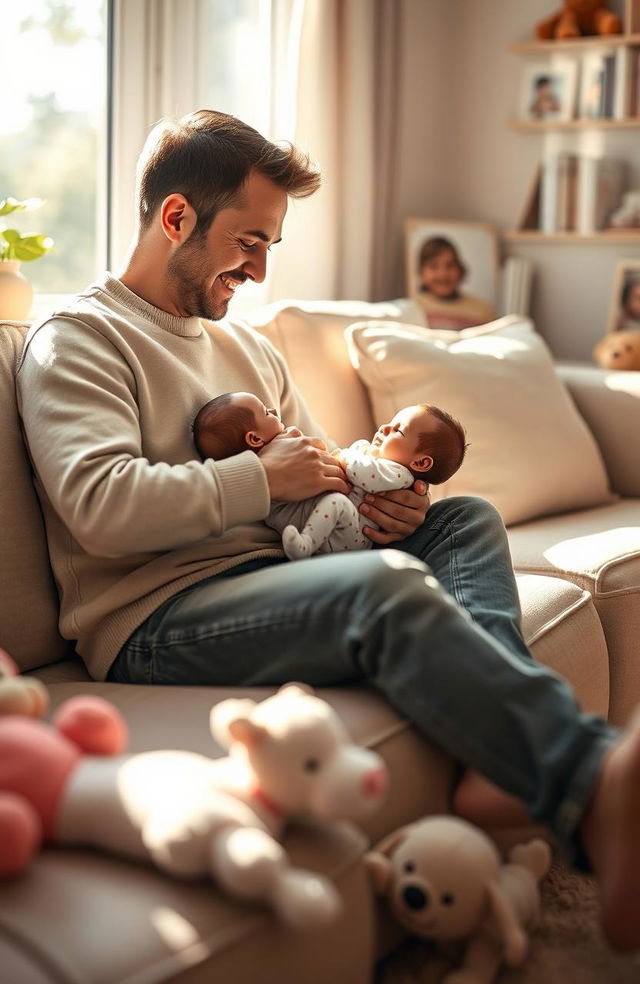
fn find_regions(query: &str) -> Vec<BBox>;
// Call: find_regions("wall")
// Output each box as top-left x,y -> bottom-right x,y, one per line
395,0 -> 640,361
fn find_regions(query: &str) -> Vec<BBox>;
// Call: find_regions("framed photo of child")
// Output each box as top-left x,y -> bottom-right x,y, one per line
607,259 -> 640,333
404,218 -> 499,331
517,59 -> 578,123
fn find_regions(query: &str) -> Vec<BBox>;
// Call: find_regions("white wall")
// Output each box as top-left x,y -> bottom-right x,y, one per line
394,0 -> 640,361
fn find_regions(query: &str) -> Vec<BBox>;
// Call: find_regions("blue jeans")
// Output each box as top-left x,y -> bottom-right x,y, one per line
110,496 -> 616,856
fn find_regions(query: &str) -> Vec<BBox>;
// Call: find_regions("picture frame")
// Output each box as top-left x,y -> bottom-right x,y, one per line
517,58 -> 578,123
607,259 -> 640,333
404,218 -> 499,332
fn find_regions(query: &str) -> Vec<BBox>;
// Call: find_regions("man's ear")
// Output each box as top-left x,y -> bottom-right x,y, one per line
246,431 -> 265,449
410,454 -> 433,475
160,193 -> 197,244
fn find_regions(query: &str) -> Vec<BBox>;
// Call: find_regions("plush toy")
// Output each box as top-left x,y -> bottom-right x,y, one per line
0,683 -> 387,929
0,648 -> 48,718
536,1 -> 622,39
366,816 -> 551,984
594,330 -> 640,370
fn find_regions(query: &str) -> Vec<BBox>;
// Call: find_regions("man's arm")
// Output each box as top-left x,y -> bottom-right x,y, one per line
16,319 -> 271,557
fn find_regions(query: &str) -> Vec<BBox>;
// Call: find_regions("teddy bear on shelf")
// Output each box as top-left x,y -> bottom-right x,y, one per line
366,816 -> 551,984
0,647 -> 48,718
0,683 -> 387,929
594,330 -> 640,369
536,0 -> 622,39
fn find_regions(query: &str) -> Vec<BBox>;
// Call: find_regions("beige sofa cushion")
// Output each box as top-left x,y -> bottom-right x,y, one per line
240,299 -> 423,446
347,316 -> 614,526
509,498 -> 640,724
0,321 -> 71,671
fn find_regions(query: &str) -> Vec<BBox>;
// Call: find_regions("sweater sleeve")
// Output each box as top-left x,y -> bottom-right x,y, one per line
342,442 -> 414,493
16,318 -> 271,558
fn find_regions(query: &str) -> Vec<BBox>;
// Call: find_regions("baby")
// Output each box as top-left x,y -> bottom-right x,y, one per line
193,393 -> 467,560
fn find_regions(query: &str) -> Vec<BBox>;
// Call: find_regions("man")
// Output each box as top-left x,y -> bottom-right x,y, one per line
16,110 -> 640,950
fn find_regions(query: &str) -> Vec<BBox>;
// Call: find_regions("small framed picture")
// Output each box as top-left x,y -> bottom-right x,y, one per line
404,218 -> 499,332
517,59 -> 578,123
607,259 -> 640,333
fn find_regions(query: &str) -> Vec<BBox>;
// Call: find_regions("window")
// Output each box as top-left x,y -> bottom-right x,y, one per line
1,0 -> 108,294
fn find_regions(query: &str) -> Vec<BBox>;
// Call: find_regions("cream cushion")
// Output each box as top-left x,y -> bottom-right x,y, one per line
347,316 -> 614,526
0,321 -> 71,671
240,299 -> 424,447
509,498 -> 640,725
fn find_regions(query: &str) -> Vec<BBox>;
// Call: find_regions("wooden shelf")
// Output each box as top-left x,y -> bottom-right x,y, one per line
504,230 -> 640,243
509,33 -> 640,54
509,117 -> 640,131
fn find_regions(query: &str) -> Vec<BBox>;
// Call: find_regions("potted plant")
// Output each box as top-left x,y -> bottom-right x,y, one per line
0,197 -> 54,320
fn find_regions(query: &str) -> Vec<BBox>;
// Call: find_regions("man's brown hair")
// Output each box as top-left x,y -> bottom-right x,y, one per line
415,404 -> 468,484
136,109 -> 321,235
193,394 -> 257,460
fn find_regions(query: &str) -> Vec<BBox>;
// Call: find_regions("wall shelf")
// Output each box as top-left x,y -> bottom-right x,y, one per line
509,33 -> 640,54
504,230 -> 640,243
509,117 -> 640,131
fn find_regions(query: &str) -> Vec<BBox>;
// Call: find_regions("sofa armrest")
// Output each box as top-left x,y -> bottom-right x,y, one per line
557,363 -> 640,496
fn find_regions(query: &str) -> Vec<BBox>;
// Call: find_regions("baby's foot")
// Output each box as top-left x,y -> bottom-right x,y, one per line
282,526 -> 315,561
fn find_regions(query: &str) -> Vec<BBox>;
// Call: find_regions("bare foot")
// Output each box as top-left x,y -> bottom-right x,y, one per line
452,768 -> 532,827
581,710 -> 640,950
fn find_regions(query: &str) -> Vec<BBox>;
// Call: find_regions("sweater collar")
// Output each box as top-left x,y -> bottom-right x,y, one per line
99,273 -> 204,338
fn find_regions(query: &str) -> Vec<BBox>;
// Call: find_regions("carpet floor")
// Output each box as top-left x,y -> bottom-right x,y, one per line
376,862 -> 640,984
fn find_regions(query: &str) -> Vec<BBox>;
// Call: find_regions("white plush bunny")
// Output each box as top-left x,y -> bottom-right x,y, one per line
0,684 -> 387,930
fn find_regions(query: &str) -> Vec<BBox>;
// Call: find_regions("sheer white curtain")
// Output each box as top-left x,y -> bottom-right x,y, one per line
110,0 -> 404,302
269,0 -> 404,302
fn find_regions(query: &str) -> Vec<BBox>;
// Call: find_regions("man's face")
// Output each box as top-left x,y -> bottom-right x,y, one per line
167,170 -> 287,320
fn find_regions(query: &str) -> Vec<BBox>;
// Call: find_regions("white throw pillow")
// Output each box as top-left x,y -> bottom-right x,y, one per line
346,315 -> 615,526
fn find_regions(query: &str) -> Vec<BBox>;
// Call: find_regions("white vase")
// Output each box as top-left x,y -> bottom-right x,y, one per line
0,261 -> 33,320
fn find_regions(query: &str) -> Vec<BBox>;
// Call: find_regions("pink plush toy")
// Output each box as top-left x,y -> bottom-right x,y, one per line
366,816 -> 551,984
0,683 -> 387,929
0,648 -> 49,718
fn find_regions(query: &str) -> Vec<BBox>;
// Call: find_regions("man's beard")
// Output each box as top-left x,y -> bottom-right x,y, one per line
166,234 -> 227,321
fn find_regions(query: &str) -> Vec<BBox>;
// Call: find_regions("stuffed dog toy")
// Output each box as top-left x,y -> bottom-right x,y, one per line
0,683 -> 387,929
0,648 -> 48,718
536,1 -> 622,39
366,816 -> 551,984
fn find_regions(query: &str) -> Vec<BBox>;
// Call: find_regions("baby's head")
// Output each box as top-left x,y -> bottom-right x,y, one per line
193,392 -> 284,460
372,404 -> 468,484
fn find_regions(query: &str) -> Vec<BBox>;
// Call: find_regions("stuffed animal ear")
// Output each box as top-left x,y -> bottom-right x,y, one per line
210,698 -> 258,747
227,717 -> 269,748
277,682 -> 315,698
485,880 -> 528,967
372,823 -> 413,859
364,851 -> 393,895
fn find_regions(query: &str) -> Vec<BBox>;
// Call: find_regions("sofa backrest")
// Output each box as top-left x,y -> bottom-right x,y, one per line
240,299 -> 424,446
0,321 -> 72,671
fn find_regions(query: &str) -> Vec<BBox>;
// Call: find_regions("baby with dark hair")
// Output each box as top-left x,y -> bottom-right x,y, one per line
193,392 -> 468,559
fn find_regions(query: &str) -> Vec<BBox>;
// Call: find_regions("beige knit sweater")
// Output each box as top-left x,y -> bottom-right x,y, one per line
16,274 -> 324,680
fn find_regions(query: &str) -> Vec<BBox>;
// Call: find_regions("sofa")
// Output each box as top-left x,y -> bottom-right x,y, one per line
1,298 -> 639,984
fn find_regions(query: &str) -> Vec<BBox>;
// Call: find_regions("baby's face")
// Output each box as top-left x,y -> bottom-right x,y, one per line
372,406 -> 434,467
231,392 -> 285,444
420,248 -> 462,299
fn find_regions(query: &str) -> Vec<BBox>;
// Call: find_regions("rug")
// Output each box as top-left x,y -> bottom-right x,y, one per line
376,862 -> 640,984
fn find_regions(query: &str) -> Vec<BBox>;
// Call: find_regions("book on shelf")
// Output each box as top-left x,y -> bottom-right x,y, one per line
577,157 -> 626,234
500,256 -> 533,317
520,155 -> 625,235
538,153 -> 579,233
578,47 -> 630,120
632,47 -> 640,117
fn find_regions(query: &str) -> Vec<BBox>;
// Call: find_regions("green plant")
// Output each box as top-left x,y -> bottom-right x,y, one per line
0,197 -> 54,262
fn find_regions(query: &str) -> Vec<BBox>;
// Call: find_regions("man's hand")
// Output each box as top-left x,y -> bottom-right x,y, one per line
360,480 -> 430,544
259,431 -> 350,502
